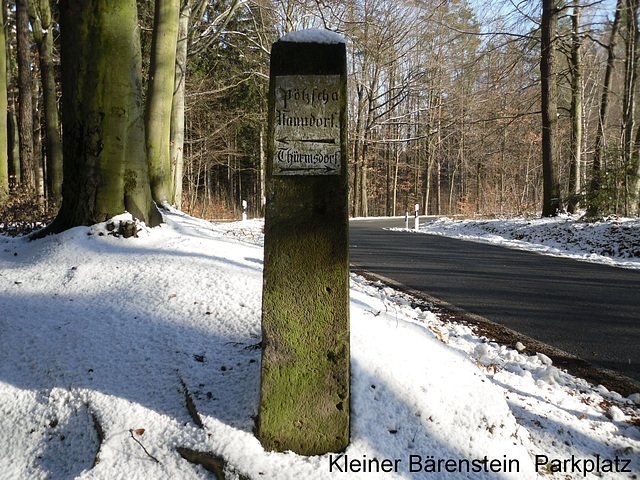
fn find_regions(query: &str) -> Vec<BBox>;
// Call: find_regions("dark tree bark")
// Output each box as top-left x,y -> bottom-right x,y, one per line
567,2 -> 583,214
541,0 -> 561,216
6,0 -> 20,188
16,0 -> 34,193
29,0 -> 63,205
0,4 -> 8,198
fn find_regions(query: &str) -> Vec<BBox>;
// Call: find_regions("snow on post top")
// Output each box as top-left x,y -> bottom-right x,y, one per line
277,28 -> 345,45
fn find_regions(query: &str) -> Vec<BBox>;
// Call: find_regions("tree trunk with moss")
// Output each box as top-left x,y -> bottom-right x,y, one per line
146,0 -> 179,207
38,0 -> 160,236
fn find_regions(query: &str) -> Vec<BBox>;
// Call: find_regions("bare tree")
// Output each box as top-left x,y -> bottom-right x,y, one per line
169,0 -> 247,209
586,0 -> 623,218
622,0 -> 640,215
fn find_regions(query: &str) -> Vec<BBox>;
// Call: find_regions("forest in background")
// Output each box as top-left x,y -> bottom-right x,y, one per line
0,0 -> 638,231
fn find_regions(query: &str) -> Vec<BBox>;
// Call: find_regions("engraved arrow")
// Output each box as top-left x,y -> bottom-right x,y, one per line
276,137 -> 337,145
279,165 -> 338,173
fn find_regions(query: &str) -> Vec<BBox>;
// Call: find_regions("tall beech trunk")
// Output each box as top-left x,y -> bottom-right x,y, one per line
146,0 -> 179,207
568,2 -> 583,214
8,110 -> 20,187
32,71 -> 44,206
0,5 -> 8,198
6,1 -> 20,188
541,0 -> 561,216
16,0 -> 34,193
352,85 -> 365,216
37,0 -> 160,236
169,0 -> 192,209
29,0 -> 63,204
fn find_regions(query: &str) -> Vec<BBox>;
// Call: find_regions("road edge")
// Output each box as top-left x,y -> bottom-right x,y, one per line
350,266 -> 640,399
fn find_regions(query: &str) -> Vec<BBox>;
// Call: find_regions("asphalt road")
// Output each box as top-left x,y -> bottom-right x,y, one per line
349,217 -> 640,383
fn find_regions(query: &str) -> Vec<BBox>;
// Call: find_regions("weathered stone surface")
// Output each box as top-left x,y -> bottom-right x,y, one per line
257,30 -> 350,456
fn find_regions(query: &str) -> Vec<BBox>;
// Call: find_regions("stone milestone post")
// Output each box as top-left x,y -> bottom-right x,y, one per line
257,29 -> 349,456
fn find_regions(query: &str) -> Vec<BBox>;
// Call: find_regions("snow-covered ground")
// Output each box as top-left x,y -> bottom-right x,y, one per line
1,211 -> 639,479
401,214 -> 640,270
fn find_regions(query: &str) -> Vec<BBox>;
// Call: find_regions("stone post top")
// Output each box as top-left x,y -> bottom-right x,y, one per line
276,28 -> 346,45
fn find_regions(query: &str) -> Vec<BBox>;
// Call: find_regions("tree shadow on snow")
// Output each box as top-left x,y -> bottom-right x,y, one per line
0,288 -> 262,479
348,356 -> 524,480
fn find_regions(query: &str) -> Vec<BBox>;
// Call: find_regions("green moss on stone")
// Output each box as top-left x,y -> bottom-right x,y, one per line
259,198 -> 349,455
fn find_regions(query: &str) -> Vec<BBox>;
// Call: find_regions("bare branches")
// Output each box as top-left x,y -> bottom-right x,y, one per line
188,0 -> 248,56
172,0 -> 634,218
129,429 -> 160,464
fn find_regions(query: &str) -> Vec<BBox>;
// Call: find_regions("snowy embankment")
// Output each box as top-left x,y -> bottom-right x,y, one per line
402,215 -> 640,270
0,211 -> 638,479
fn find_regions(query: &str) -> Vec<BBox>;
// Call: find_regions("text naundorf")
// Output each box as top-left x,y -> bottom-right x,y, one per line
276,110 -> 338,128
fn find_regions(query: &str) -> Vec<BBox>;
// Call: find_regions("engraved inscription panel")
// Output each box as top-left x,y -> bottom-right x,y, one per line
273,75 -> 341,175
